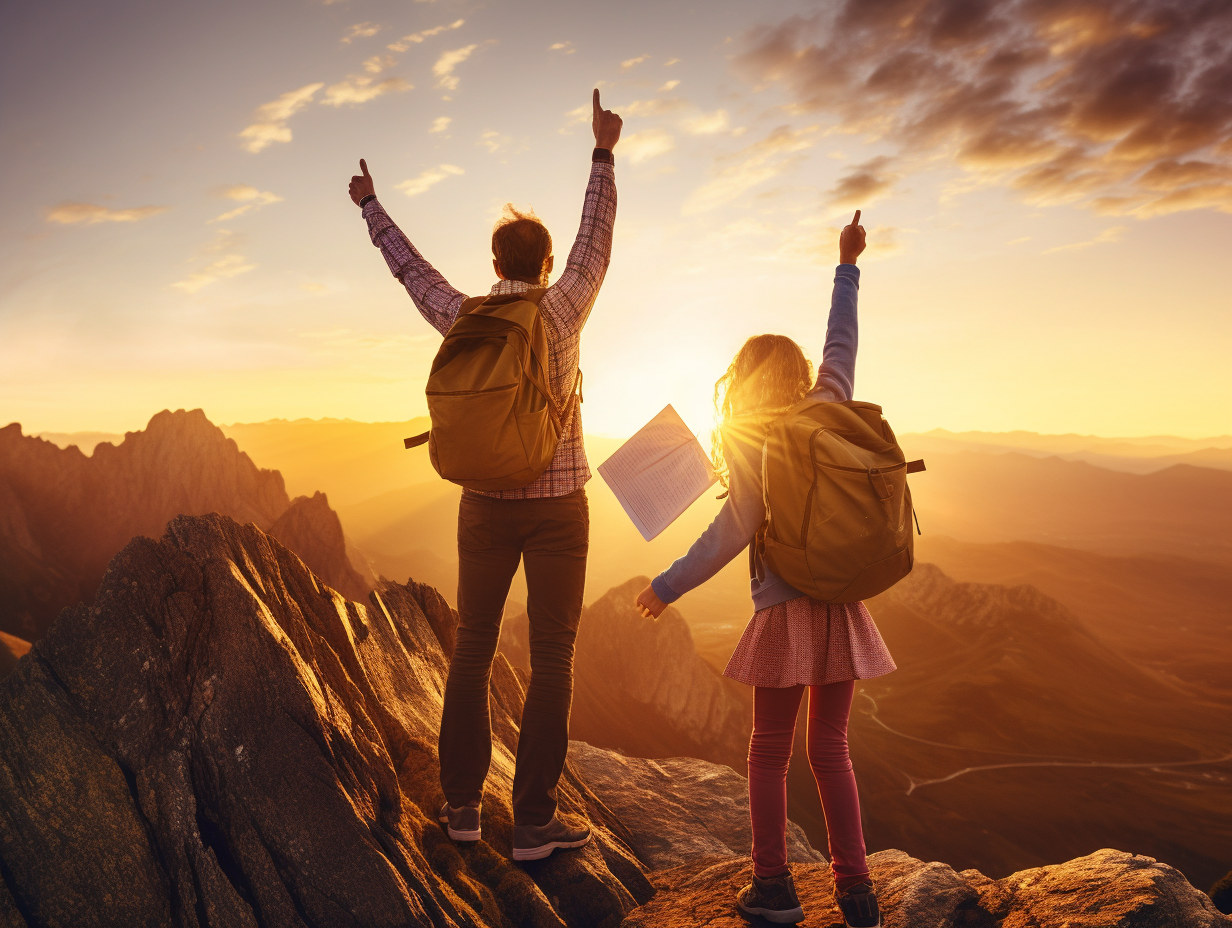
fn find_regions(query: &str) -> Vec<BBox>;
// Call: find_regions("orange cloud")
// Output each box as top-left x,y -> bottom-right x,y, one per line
46,202 -> 168,225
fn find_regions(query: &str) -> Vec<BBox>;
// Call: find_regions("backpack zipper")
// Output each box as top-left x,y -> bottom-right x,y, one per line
798,428 -> 824,547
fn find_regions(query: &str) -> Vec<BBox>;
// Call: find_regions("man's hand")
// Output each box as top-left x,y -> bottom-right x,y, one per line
592,89 -> 623,151
839,209 -> 866,265
635,584 -> 666,620
349,159 -> 376,207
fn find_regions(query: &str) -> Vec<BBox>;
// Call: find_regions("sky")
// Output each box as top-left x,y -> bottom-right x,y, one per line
2,0 -> 1231,440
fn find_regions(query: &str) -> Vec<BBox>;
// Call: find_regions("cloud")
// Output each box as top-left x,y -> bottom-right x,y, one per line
430,116 -> 452,134
387,19 -> 464,52
46,202 -> 168,225
395,164 -> 464,197
684,109 -> 730,135
342,22 -> 381,43
209,185 -> 283,222
433,44 -> 481,91
550,41 -> 575,54
684,124 -> 818,214
239,83 -> 324,153
173,231 -> 255,293
664,58 -> 681,67
321,75 -> 410,106
621,54 -> 650,69
825,155 -> 899,210
736,1 -> 1232,217
478,130 -> 510,154
1044,225 -> 1128,253
620,128 -> 675,164
658,80 -> 681,92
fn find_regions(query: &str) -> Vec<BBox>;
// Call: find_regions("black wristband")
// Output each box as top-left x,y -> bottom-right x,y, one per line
592,148 -> 614,165
358,194 -> 376,208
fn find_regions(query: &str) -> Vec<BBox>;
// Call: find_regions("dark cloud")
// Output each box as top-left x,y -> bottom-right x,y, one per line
737,0 -> 1232,216
826,156 -> 900,209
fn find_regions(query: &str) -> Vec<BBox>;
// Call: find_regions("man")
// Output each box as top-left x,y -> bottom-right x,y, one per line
347,89 -> 621,861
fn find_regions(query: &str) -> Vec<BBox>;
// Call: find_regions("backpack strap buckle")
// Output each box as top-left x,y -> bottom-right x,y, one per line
404,431 -> 430,450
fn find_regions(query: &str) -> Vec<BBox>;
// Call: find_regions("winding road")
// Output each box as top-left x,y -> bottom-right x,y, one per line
857,692 -> 1232,795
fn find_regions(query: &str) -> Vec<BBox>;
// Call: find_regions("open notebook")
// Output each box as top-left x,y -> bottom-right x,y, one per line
598,405 -> 718,541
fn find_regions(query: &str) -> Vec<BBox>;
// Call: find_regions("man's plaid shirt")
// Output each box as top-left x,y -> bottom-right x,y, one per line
361,157 -> 616,499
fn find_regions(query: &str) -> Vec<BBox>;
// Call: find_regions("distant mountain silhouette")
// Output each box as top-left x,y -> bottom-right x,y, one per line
907,451 -> 1231,563
916,535 -> 1232,691
0,410 -> 367,640
902,427 -> 1232,474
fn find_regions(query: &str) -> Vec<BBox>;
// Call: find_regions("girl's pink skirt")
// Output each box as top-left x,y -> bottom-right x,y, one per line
723,596 -> 896,687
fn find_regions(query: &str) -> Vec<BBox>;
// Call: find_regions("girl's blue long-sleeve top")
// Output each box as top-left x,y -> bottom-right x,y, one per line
650,264 -> 861,612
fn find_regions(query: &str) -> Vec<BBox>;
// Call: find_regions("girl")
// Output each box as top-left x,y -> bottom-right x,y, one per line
635,211 -> 891,928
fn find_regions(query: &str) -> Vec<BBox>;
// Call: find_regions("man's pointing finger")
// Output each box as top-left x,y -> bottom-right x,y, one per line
852,209 -> 861,226
593,88 -> 601,117
360,158 -> 370,177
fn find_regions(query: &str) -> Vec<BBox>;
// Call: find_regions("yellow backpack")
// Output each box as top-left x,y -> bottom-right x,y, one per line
404,289 -> 580,491
754,399 -> 925,603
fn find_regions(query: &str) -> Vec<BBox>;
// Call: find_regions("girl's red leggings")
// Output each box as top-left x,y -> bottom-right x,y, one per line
748,681 -> 869,888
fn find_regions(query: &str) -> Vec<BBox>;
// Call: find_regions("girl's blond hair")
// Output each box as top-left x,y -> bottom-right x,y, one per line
711,334 -> 813,490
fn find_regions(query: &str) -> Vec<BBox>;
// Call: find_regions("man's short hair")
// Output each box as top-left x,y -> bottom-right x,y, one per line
492,205 -> 552,283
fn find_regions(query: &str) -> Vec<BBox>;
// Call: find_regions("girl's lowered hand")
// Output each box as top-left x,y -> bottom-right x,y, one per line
635,584 -> 667,620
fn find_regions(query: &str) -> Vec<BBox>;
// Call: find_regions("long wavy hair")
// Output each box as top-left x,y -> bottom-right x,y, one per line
712,334 -> 813,490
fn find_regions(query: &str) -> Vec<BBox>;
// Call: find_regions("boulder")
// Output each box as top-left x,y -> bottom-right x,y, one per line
0,514 -> 649,927
621,848 -> 1231,927
567,741 -> 824,871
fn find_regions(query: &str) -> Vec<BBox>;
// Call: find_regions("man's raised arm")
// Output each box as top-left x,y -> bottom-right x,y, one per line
348,158 -> 465,336
539,90 -> 621,338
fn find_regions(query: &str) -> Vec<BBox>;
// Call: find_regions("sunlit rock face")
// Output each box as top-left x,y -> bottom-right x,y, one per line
0,409 -> 368,640
0,514 -> 650,928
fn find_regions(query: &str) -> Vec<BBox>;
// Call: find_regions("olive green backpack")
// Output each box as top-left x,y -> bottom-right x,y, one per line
404,289 -> 580,492
753,399 -> 925,603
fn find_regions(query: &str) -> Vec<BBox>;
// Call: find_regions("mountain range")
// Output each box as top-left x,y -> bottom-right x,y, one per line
1,514 -> 1223,927
0,410 -> 367,641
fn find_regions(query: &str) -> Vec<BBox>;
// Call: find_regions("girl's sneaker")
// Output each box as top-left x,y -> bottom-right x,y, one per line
736,871 -> 805,924
834,880 -> 880,928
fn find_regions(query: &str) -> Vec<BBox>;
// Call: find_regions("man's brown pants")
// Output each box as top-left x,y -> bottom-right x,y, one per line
438,488 -> 589,827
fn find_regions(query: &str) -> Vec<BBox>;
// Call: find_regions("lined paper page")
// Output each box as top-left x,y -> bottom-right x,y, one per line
598,405 -> 718,541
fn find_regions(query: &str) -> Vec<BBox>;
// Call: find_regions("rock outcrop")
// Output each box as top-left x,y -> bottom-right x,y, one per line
0,410 -> 370,640
501,578 -> 751,773
622,848 -> 1231,928
567,741 -> 823,871
0,514 -> 649,928
268,490 -> 368,601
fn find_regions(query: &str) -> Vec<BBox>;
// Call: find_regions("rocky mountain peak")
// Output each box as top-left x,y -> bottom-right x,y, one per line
0,410 -> 366,642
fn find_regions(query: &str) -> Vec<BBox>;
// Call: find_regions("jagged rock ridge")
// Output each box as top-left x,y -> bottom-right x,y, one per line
0,514 -> 651,927
0,409 -> 367,641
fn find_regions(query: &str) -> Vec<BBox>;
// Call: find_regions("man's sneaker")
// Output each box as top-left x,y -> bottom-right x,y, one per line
835,880 -> 880,928
736,871 -> 805,924
511,814 -> 591,861
437,802 -> 481,842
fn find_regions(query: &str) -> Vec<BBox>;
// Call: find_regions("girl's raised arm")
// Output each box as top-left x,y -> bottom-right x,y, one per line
813,211 -> 866,403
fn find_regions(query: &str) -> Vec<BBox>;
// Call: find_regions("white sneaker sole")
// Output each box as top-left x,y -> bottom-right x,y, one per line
511,833 -> 591,861
737,900 -> 805,924
437,812 -> 481,842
